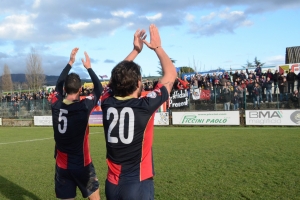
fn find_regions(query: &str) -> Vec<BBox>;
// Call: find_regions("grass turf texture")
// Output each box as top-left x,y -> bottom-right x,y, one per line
0,127 -> 299,200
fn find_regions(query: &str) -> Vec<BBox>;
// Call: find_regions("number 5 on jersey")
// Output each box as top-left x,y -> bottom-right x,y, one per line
58,109 -> 68,134
107,107 -> 134,144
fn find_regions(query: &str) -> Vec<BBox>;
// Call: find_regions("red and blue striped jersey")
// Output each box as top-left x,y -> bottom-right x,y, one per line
101,83 -> 169,184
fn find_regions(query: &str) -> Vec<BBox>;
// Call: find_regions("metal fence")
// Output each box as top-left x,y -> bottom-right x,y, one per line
0,99 -> 52,118
0,85 -> 299,118
170,85 -> 300,112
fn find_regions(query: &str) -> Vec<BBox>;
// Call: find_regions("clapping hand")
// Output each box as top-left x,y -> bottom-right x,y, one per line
81,52 -> 91,69
69,47 -> 79,66
133,29 -> 147,53
143,24 -> 161,51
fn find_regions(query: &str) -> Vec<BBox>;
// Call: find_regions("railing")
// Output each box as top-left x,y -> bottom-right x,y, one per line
170,84 -> 300,112
1,84 -> 299,118
0,99 -> 52,118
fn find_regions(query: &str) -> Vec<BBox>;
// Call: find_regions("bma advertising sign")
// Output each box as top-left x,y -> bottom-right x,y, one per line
172,111 -> 240,125
245,110 -> 300,126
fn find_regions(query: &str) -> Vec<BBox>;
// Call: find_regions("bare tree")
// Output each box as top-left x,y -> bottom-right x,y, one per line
1,64 -> 13,92
25,48 -> 45,91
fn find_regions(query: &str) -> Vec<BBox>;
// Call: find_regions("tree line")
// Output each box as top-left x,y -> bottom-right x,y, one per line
0,48 -> 45,94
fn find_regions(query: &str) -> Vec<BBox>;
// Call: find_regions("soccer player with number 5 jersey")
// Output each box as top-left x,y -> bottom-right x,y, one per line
51,48 -> 102,200
101,24 -> 177,200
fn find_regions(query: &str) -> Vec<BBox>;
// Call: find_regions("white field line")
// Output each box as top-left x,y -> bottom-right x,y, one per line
0,132 -> 103,145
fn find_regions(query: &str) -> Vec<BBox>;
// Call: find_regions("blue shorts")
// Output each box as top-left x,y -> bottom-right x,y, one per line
55,162 -> 99,199
105,178 -> 154,200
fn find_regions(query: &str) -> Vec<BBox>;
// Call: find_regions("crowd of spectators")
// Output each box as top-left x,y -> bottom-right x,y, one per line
0,90 -> 52,117
1,66 -> 300,116
176,65 -> 300,110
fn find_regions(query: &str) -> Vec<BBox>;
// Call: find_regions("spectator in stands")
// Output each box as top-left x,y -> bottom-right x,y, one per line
260,76 -> 267,102
255,64 -> 262,78
192,75 -> 198,90
205,82 -> 214,101
290,89 -> 300,108
210,73 -> 217,87
224,71 -> 230,80
279,77 -> 288,102
297,72 -> 300,92
177,80 -> 184,90
177,76 -> 189,89
220,75 -> 227,89
264,69 -> 273,80
286,69 -> 296,93
273,70 -> 280,94
230,69 -> 240,82
265,77 -> 273,102
239,70 -> 247,80
196,74 -> 204,88
246,79 -> 254,102
204,81 -> 211,90
222,81 -> 231,110
6,93 -> 11,102
252,82 -> 261,109
239,86 -> 245,109
215,78 -> 222,99
248,73 -> 255,81
232,92 -> 240,110
246,68 -> 256,80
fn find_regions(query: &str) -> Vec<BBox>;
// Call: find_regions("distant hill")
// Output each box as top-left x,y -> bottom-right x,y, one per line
1,74 -> 94,86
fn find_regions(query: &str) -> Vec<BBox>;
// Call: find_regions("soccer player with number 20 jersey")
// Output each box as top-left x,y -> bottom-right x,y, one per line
101,24 -> 177,200
51,48 -> 102,200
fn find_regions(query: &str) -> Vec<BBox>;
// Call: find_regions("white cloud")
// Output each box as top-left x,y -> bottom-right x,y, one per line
91,19 -> 101,24
67,18 -> 102,31
126,22 -> 134,27
201,12 -> 216,21
0,14 -> 36,39
145,13 -> 162,22
188,8 -> 253,36
265,55 -> 285,65
32,0 -> 41,9
111,11 -> 134,18
185,13 -> 195,22
67,22 -> 90,30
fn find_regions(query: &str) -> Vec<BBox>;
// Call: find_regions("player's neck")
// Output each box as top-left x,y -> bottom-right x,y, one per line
65,93 -> 80,101
128,92 -> 138,98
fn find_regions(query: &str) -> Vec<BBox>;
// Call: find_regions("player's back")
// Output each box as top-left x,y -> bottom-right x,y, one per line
101,84 -> 168,184
52,98 -> 94,169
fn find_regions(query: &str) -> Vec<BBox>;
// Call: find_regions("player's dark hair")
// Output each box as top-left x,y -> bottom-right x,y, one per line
65,73 -> 82,94
110,60 -> 141,97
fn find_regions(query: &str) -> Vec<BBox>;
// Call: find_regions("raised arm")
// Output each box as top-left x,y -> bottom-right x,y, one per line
56,48 -> 79,95
143,24 -> 177,93
124,29 -> 147,61
81,52 -> 103,102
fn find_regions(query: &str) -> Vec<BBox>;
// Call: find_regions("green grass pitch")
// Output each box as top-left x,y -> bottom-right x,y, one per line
0,126 -> 300,200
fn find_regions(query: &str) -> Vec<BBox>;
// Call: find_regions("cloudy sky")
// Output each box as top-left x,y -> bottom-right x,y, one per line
0,0 -> 299,80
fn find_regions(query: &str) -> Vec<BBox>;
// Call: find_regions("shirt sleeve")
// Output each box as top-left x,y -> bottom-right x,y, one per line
55,64 -> 72,95
87,68 -> 103,105
51,64 -> 71,105
142,83 -> 169,114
